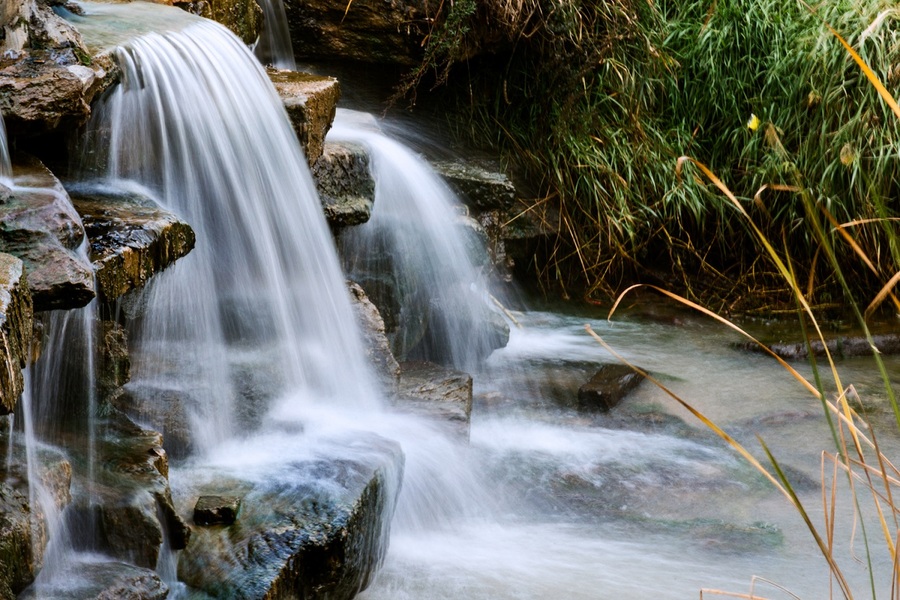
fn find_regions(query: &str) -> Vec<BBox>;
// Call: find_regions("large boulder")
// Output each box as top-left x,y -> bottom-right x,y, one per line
69,184 -> 196,303
313,142 -> 374,228
268,69 -> 340,164
283,0 -> 430,66
178,434 -> 404,600
0,157 -> 95,310
0,253 -> 32,414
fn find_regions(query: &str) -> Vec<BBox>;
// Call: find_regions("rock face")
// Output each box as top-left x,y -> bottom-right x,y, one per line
268,69 -> 340,164
576,364 -> 645,412
18,561 -> 169,600
283,0 -> 430,66
313,142 -> 375,228
0,157 -> 95,310
396,361 -> 473,435
348,281 -> 400,394
69,185 -> 196,303
0,0 -> 117,135
174,0 -> 263,44
0,253 -> 32,414
178,435 -> 403,600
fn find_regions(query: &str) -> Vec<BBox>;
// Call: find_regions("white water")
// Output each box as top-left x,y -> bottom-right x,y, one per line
332,110 -> 504,371
0,111 -> 11,183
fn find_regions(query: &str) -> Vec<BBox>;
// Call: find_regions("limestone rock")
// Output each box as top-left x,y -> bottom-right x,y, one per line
18,561 -> 168,600
0,253 -> 32,414
69,184 -> 196,302
178,434 -> 403,600
396,361 -> 472,435
173,0 -> 263,44
0,156 -> 95,310
313,142 -> 374,228
347,281 -> 400,394
283,0 -> 430,66
193,495 -> 241,526
268,68 -> 340,164
432,158 -> 517,212
576,364 -> 645,412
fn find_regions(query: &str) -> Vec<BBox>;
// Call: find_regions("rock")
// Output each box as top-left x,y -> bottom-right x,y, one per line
0,435 -> 71,596
734,333 -> 900,360
432,158 -> 517,212
18,560 -> 168,600
347,281 -> 400,395
576,364 -> 645,412
173,0 -> 263,44
69,184 -> 196,303
313,142 -> 374,228
0,156 -> 95,310
268,68 -> 340,164
178,434 -> 403,600
97,320 -> 130,404
74,410 -> 190,569
283,0 -> 430,66
396,361 -> 472,435
0,253 -> 32,414
0,0 -> 117,135
193,495 -> 241,526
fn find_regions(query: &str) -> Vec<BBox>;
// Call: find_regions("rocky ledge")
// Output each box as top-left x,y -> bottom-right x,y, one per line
178,434 -> 403,600
0,253 -> 32,413
268,69 -> 340,165
69,184 -> 196,303
314,142 -> 375,228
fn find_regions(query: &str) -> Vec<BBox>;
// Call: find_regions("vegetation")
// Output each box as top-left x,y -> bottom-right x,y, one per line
399,0 -> 900,312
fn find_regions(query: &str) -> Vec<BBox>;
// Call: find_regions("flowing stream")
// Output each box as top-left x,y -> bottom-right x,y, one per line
0,112 -> 11,183
7,2 -> 898,598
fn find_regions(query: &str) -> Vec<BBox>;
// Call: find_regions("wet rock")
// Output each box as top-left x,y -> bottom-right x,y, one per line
0,156 -> 95,310
268,68 -> 340,164
734,333 -> 900,360
284,0 -> 430,66
348,281 -> 400,395
76,410 -> 190,569
313,142 -> 374,228
396,361 -> 472,435
18,560 -> 168,600
178,434 -> 403,600
97,320 -> 130,405
432,158 -> 517,212
173,0 -> 263,44
193,495 -> 241,526
0,436 -> 71,596
69,184 -> 196,302
576,364 -> 645,412
0,0 -> 117,135
0,253 -> 32,414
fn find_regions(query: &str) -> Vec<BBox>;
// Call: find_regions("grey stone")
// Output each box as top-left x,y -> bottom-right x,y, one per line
313,142 -> 374,228
396,361 -> 472,436
69,184 -> 196,303
18,561 -> 168,600
0,253 -> 31,414
193,495 -> 241,526
432,158 -> 517,211
268,68 -> 340,164
347,281 -> 400,395
576,364 -> 645,412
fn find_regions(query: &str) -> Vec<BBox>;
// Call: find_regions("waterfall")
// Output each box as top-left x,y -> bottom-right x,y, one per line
0,111 -> 11,182
254,0 -> 296,70
79,9 -> 380,454
331,110 -> 507,372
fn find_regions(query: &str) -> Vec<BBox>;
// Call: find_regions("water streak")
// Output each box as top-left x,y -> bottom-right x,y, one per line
0,111 -> 11,183
254,0 -> 296,70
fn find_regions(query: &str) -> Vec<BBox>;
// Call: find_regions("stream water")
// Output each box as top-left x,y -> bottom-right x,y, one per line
4,2 -> 899,598
0,112 -> 10,183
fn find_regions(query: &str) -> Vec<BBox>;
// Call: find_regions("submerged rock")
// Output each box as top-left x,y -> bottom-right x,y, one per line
178,435 -> 403,600
314,142 -> 375,228
348,281 -> 400,395
18,560 -> 168,600
0,156 -> 95,310
0,253 -> 32,413
193,495 -> 241,526
69,184 -> 196,302
576,364 -> 645,412
396,361 -> 473,436
734,333 -> 900,360
268,69 -> 340,164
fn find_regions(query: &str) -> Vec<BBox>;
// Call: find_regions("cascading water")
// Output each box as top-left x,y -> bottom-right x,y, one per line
0,111 -> 11,183
331,110 -> 507,372
254,0 -> 296,70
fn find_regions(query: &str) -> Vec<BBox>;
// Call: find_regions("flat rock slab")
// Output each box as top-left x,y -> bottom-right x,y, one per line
69,184 -> 196,302
735,333 -> 900,360
0,156 -> 95,310
268,69 -> 340,164
194,495 -> 241,526
313,142 -> 374,228
18,560 -> 168,600
0,252 -> 31,413
576,364 -> 645,412
432,158 -> 517,211
396,361 -> 473,435
179,434 -> 403,600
